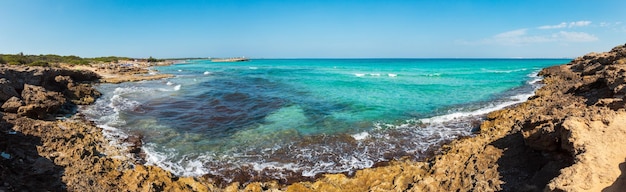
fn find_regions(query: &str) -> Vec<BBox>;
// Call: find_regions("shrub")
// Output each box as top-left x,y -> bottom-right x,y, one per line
147,56 -> 159,62
27,61 -> 50,67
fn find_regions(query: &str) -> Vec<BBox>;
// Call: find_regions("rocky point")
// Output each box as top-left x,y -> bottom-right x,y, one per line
2,43 -> 626,191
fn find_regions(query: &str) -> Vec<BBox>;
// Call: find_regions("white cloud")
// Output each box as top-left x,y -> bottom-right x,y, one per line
600,21 -> 623,28
600,22 -> 610,27
480,28 -> 598,46
553,31 -> 598,42
488,29 -> 551,45
568,21 -> 591,27
494,29 -> 528,38
538,22 -> 567,29
538,20 -> 591,29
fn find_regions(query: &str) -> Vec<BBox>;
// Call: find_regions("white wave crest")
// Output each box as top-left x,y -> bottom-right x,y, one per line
351,132 -> 370,140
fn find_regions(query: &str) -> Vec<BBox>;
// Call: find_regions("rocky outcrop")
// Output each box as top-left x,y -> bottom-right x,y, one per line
4,43 -> 626,191
0,65 -> 101,119
0,78 -> 19,102
0,65 -> 216,191
1,96 -> 22,113
17,84 -> 66,119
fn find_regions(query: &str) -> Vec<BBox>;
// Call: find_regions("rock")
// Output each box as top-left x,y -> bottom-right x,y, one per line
1,96 -> 23,113
0,65 -> 101,108
17,84 -> 66,119
4,43 -> 626,191
32,157 -> 56,174
0,78 -> 19,102
65,83 -> 101,105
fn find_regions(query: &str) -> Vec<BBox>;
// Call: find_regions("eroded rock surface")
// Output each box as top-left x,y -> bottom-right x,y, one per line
3,43 -> 626,192
0,65 -> 101,119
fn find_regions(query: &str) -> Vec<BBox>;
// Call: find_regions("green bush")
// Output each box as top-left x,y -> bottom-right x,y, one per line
27,61 -> 50,67
0,53 -> 135,66
147,56 -> 159,62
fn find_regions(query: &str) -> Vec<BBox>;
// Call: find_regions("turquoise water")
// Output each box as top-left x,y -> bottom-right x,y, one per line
82,59 -> 567,182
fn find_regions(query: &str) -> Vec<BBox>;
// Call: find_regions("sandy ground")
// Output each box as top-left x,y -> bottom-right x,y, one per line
63,61 -> 174,83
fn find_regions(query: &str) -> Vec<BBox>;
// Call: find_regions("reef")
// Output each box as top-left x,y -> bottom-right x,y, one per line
2,43 -> 626,191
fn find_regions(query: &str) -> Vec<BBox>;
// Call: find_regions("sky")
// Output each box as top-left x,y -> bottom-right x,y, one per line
1,0 -> 625,58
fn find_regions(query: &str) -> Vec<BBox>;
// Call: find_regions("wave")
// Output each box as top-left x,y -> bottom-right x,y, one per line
140,69 -> 546,182
84,67 -> 549,183
482,68 -> 528,73
422,70 -> 541,124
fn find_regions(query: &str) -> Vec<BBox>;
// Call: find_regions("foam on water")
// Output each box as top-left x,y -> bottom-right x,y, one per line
82,59 -> 568,183
351,132 -> 370,140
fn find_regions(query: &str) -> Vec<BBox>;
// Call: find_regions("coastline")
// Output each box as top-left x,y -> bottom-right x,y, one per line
63,60 -> 176,84
1,43 -> 626,191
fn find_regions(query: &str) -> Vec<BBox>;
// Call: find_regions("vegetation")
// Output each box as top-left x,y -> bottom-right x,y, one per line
0,53 -> 151,67
91,56 -> 132,63
147,56 -> 163,62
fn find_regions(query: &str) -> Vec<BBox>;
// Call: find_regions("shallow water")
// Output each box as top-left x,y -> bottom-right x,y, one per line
82,59 -> 568,182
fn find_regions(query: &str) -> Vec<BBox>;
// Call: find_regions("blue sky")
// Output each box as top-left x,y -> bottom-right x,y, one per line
1,0 -> 625,58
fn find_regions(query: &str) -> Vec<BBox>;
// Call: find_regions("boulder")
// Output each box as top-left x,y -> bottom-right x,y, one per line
65,82 -> 101,105
0,78 -> 19,102
2,96 -> 24,113
17,84 -> 66,119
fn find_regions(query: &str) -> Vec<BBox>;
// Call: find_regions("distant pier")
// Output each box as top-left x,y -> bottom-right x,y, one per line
211,57 -> 249,62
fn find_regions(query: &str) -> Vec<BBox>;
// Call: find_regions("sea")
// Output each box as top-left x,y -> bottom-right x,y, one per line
81,58 -> 569,183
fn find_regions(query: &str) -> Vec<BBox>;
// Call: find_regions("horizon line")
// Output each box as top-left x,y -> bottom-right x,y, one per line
175,57 -> 575,60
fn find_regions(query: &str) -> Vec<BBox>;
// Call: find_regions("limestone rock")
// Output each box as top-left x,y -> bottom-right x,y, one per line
0,78 -> 19,102
17,84 -> 66,119
1,96 -> 23,113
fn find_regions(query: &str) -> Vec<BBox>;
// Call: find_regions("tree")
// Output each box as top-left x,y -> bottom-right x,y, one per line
147,56 -> 158,62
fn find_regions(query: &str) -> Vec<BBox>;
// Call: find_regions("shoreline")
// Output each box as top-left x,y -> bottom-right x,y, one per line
83,59 -> 547,185
63,60 -> 177,84
2,44 -> 626,191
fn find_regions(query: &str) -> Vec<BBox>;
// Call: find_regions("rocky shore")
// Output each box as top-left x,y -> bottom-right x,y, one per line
63,60 -> 175,84
2,43 -> 626,191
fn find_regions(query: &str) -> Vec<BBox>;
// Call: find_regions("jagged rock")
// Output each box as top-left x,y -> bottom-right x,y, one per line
65,83 -> 101,105
4,44 -> 626,191
17,84 -> 66,119
0,66 -> 101,115
1,96 -> 23,113
0,78 -> 19,102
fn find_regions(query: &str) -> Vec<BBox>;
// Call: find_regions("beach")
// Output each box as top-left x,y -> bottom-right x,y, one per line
1,43 -> 626,191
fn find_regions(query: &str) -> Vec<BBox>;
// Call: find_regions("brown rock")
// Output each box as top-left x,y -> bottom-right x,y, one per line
17,84 -> 66,119
2,96 -> 23,113
0,78 -> 19,102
